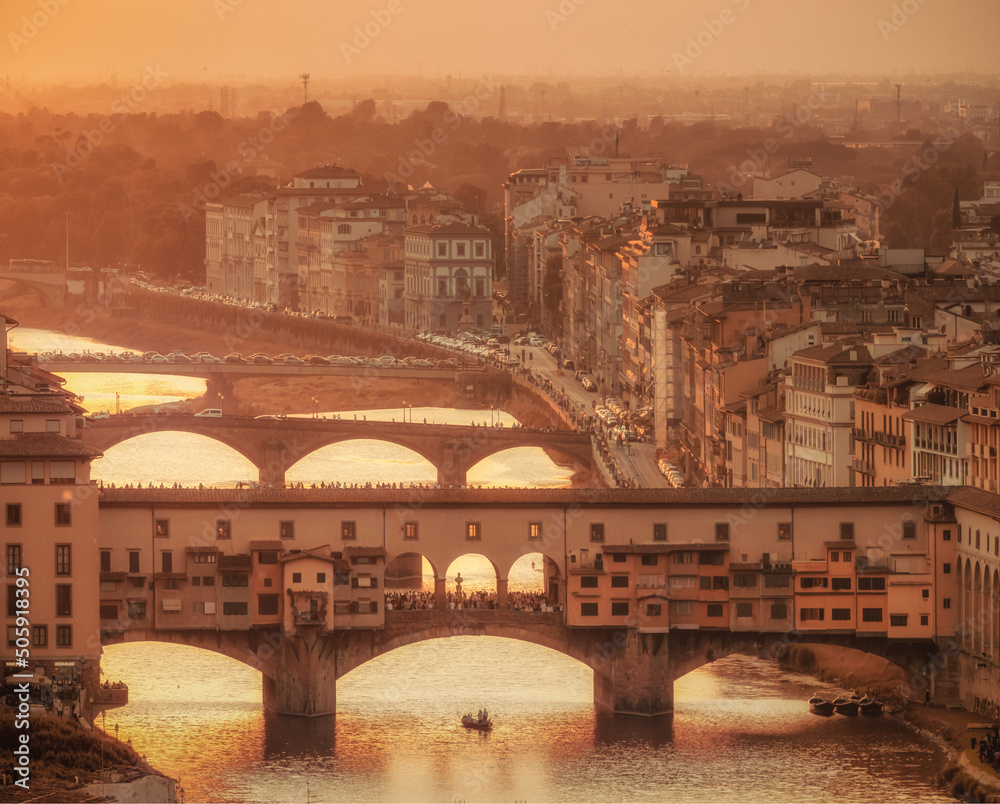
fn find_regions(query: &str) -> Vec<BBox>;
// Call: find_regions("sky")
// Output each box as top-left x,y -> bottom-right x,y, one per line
1,0 -> 998,84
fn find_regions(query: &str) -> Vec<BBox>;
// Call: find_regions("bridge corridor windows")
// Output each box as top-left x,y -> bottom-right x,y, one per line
653,523 -> 667,542
465,522 -> 481,540
341,521 -> 356,541
590,523 -> 604,542
5,504 -> 21,526
216,519 -> 231,540
403,522 -> 418,540
528,522 -> 542,540
154,519 -> 169,538
279,521 -> 295,540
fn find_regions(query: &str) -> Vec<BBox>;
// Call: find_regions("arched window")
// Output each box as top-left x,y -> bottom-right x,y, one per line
338,224 -> 352,235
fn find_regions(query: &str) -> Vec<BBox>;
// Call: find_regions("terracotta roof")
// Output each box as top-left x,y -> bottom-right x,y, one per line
945,487 -> 1000,519
964,414 -> 1000,426
0,434 -> 103,458
824,540 -> 857,549
0,398 -> 74,413
902,404 -> 966,426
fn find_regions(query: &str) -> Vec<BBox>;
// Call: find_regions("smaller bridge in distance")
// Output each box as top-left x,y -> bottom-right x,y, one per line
79,414 -> 595,486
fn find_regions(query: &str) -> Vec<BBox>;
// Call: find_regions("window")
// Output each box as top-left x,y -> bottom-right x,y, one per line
202,576 -> 214,587
100,550 -> 111,572
292,572 -> 302,583
56,625 -> 72,647
830,552 -> 839,563
770,603 -> 788,620
9,420 -> 22,433
673,551 -> 695,564
456,243 -> 466,257
32,625 -> 46,647
258,595 -> 280,616
6,544 -> 21,574
222,574 -> 248,587
764,574 -> 790,588
581,602 -> 598,617
840,522 -> 854,540
943,598 -> 951,609
30,462 -> 42,484
590,523 -> 605,542
6,585 -> 15,616
192,577 -> 201,586
355,600 -> 379,615
222,602 -> 248,616
1,462 -> 25,484
890,614 -> 908,627
646,603 -> 662,617
843,551 -> 851,563
56,545 -> 71,575
49,460 -> 74,484
715,523 -> 730,542
161,552 -> 172,573
317,572 -> 327,583
862,608 -> 883,623
100,604 -> 118,620
338,520 -> 356,540
832,608 -> 851,621
800,577 -> 828,589
191,553 -> 216,564
733,573 -> 757,588
56,584 -> 71,616
800,608 -> 824,621
437,242 -> 447,256
528,522 -> 542,540
258,551 -> 278,565
736,602 -> 753,618
154,519 -> 169,538
405,522 -> 420,540
55,503 -> 71,526
163,580 -> 180,590
778,523 -> 792,540
6,504 -> 21,526
920,615 -> 929,626
831,577 -> 852,591
280,521 -> 295,540
466,522 -> 481,540
641,555 -> 658,566
580,576 -> 599,588
943,563 -> 952,574
706,603 -> 724,618
611,602 -> 629,616
902,521 -> 916,540
942,529 -> 952,542
216,519 -> 231,539
610,576 -> 629,588
858,577 -> 886,591
653,523 -> 667,542
352,576 -> 377,588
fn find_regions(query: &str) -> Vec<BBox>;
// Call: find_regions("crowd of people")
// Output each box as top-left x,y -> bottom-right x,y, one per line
384,589 -> 560,612
974,728 -> 1000,769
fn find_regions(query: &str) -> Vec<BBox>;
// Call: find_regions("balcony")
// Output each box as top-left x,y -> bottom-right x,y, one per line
852,427 -> 871,442
851,458 -> 875,476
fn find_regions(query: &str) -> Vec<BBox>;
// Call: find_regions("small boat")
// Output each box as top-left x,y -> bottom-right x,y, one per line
834,698 -> 860,716
858,696 -> 884,717
461,713 -> 493,731
809,697 -> 835,716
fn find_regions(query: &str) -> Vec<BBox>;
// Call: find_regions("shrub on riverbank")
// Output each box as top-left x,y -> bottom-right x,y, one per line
0,708 -> 143,784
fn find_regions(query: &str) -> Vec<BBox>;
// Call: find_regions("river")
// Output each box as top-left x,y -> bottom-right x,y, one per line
12,327 -> 957,803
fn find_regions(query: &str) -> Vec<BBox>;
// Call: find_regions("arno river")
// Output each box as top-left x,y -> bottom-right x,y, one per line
12,327 -> 955,803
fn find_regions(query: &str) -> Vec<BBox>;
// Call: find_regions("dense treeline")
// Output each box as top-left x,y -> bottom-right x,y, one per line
0,98 -> 996,282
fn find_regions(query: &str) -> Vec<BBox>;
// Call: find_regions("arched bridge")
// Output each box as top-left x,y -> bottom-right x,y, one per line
80,414 -> 594,485
0,266 -> 67,305
105,614 -> 941,719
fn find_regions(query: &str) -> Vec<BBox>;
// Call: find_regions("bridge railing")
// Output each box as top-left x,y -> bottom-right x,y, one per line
385,609 -> 563,626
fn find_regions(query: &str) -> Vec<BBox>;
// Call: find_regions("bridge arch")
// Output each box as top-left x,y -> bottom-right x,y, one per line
95,431 -> 260,484
0,274 -> 65,306
288,438 -> 441,483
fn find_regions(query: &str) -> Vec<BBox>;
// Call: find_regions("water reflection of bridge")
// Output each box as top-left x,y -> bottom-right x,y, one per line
80,414 -> 595,485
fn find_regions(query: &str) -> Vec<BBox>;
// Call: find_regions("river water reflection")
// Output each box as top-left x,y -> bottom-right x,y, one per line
12,327 -> 957,802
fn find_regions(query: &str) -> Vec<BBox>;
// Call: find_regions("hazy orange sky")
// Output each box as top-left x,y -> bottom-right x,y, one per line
2,0 -> 998,84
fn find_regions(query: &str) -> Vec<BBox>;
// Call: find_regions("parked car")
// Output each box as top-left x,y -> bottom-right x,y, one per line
581,377 -> 597,391
224,353 -> 246,364
194,409 -> 223,417
250,354 -> 272,364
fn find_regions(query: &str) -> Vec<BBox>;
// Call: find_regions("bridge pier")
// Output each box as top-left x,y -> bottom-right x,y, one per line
435,577 -> 447,610
206,376 -> 236,413
497,578 -> 508,610
262,630 -> 337,717
259,442 -> 289,487
593,630 -> 673,717
437,465 -> 468,487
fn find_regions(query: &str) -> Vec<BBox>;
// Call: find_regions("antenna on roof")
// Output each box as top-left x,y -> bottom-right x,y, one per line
299,73 -> 310,105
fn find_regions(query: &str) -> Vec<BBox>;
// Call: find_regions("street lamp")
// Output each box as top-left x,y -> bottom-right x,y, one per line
311,397 -> 317,419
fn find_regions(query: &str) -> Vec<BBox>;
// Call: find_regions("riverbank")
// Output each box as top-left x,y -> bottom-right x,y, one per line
779,643 -> 1000,801
0,709 -> 175,802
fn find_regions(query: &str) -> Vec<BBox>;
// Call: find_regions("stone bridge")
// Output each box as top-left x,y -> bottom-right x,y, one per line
0,266 -> 67,305
80,414 -> 595,485
104,612 -> 943,718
